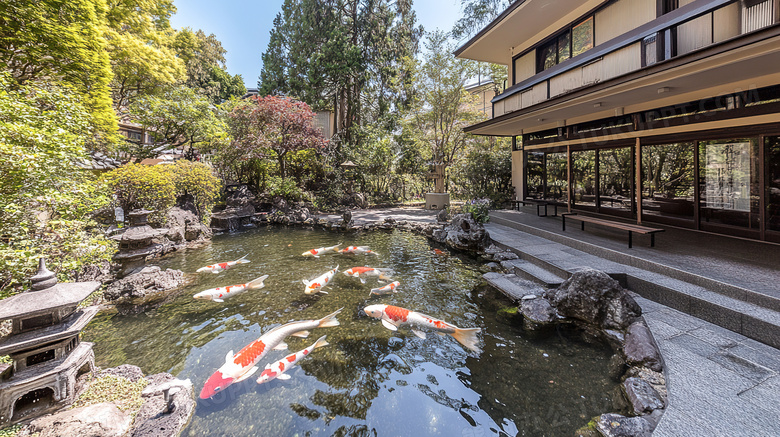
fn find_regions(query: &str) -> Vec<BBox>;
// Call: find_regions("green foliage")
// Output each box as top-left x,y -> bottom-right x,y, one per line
167,160 -> 221,222
259,0 -> 422,146
451,138 -> 512,205
452,0 -> 513,40
126,85 -> 226,160
0,74 -> 113,297
463,199 -> 491,223
73,374 -> 148,413
0,424 -> 22,437
404,31 -> 484,193
0,0 -> 117,137
101,164 -> 176,225
105,0 -> 185,108
266,176 -> 306,202
173,28 -> 245,103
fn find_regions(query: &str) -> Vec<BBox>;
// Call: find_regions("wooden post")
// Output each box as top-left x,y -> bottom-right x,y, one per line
567,145 -> 573,213
635,137 -> 642,224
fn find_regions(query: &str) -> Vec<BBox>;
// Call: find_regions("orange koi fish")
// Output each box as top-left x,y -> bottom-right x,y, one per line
193,275 -> 269,303
196,255 -> 250,274
256,336 -> 329,384
363,304 -> 481,353
342,266 -> 392,284
199,308 -> 342,399
302,244 -> 340,258
339,246 -> 376,255
369,281 -> 400,297
302,266 -> 339,294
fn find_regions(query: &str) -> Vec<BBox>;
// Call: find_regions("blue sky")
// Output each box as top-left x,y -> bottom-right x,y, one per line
170,0 -> 462,88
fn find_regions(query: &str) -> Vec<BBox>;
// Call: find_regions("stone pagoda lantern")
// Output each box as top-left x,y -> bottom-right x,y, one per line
112,209 -> 167,277
0,259 -> 101,425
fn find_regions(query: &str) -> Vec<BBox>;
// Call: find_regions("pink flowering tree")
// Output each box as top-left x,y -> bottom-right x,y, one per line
227,96 -> 327,180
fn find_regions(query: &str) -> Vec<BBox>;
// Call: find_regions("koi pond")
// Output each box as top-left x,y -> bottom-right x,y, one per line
83,227 -> 619,436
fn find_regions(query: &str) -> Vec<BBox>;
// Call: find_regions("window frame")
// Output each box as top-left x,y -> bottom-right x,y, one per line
534,15 -> 595,74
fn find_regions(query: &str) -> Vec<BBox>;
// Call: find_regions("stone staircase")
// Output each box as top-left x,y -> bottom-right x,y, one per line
485,215 -> 780,349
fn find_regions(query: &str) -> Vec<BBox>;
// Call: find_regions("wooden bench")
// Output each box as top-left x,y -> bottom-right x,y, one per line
509,199 -> 558,217
561,213 -> 664,248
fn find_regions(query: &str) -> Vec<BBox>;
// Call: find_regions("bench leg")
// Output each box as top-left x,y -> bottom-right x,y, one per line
628,231 -> 633,249
651,233 -> 655,248
552,204 -> 558,216
562,215 -> 566,231
581,221 -> 585,231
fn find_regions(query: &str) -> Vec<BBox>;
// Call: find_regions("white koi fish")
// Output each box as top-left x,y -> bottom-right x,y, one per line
302,244 -> 340,258
363,304 -> 481,353
342,266 -> 392,284
199,308 -> 342,399
369,281 -> 400,297
193,275 -> 269,303
339,246 -> 376,255
196,255 -> 250,273
256,335 -> 329,384
302,266 -> 339,294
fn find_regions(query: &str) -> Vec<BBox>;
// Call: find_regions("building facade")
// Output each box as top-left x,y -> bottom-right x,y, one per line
455,0 -> 780,242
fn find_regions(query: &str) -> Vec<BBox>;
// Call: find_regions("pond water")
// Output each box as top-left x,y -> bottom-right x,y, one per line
83,227 -> 618,436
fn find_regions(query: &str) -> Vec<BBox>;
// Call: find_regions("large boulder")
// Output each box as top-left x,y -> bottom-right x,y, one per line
623,322 -> 664,372
622,377 -> 665,415
103,266 -> 185,304
130,373 -> 195,437
544,269 -> 641,330
28,403 -> 132,437
433,213 -> 491,252
165,207 -> 212,244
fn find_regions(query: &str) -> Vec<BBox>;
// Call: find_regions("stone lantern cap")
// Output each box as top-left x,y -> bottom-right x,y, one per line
128,209 -> 154,226
0,259 -> 100,321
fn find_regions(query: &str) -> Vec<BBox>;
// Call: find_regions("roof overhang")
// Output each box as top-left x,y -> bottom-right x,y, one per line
464,28 -> 780,136
454,0 -> 598,64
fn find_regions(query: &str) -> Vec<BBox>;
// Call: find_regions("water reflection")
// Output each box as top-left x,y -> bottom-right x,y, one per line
83,228 -> 617,436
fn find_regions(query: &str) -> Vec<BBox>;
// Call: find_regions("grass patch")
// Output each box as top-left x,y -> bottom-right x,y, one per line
0,425 -> 23,437
73,374 -> 148,414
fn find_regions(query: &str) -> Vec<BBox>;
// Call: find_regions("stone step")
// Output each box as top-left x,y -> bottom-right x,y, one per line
489,213 -> 780,314
485,219 -> 780,350
482,272 -> 545,302
626,274 -> 780,350
500,259 -> 567,288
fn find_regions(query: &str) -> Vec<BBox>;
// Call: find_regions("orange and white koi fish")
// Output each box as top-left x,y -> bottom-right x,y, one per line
193,275 -> 269,303
196,255 -> 250,273
256,335 -> 329,384
342,266 -> 392,284
302,265 -> 339,294
339,246 -> 376,255
433,249 -> 446,255
199,308 -> 342,399
369,281 -> 400,297
302,244 -> 340,258
363,304 -> 481,353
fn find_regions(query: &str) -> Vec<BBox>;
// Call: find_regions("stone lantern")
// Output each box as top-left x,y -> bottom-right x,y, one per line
112,209 -> 167,277
0,259 -> 101,425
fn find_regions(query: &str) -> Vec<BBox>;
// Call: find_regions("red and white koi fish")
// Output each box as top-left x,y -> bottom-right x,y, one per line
363,304 -> 481,353
302,265 -> 339,294
199,308 -> 342,399
342,266 -> 392,284
193,275 -> 269,303
369,281 -> 400,297
196,255 -> 250,273
256,335 -> 329,384
339,246 -> 376,255
302,244 -> 340,258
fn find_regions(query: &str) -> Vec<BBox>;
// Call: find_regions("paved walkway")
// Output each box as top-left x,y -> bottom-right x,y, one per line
321,207 -> 439,225
485,215 -> 780,435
